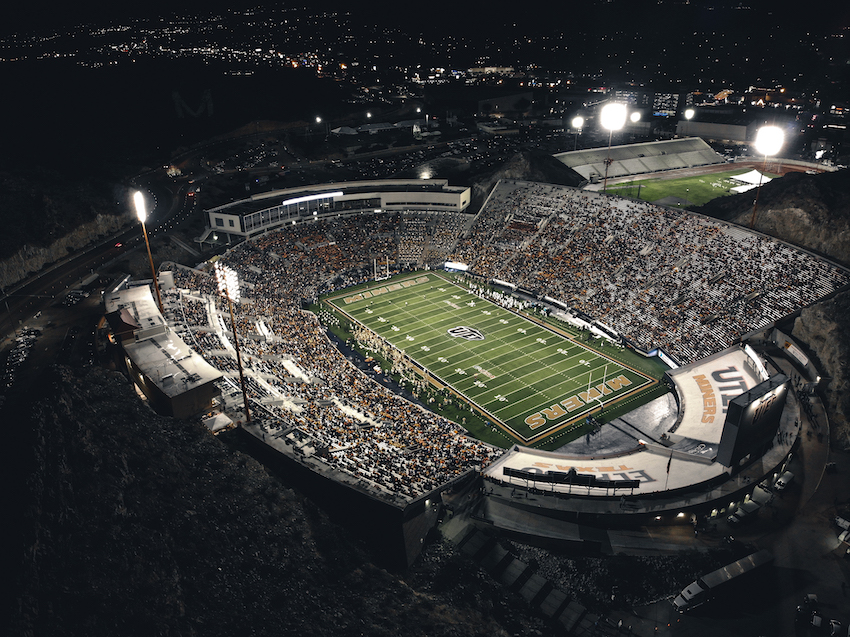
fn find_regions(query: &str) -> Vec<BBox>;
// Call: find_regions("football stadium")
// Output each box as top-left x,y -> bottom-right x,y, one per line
105,142 -> 849,566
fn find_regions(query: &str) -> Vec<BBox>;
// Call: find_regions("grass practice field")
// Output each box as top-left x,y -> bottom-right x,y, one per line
326,272 -> 660,447
606,168 -> 780,208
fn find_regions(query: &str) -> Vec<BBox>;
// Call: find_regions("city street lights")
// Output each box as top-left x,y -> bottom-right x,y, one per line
600,102 -> 627,192
749,125 -> 785,229
571,116 -> 584,151
215,262 -> 251,425
133,191 -> 164,314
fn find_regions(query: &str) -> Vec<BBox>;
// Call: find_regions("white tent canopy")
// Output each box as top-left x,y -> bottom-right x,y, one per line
731,169 -> 771,186
203,412 -> 232,432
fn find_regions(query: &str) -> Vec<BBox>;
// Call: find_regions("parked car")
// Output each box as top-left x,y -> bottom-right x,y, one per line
727,500 -> 761,526
774,471 -> 794,491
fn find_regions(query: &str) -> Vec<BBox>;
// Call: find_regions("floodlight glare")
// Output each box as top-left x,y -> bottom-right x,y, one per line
215,262 -> 240,303
133,191 -> 146,223
571,116 -> 584,129
754,125 -> 784,157
630,112 -> 641,123
600,103 -> 627,131
684,108 -> 695,120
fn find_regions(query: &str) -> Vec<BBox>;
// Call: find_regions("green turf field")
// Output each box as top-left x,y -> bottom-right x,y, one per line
607,168 -> 780,207
326,272 -> 659,446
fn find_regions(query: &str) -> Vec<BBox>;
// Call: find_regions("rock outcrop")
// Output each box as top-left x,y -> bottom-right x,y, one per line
7,365 -> 551,637
694,169 -> 850,267
791,289 -> 850,448
0,170 -> 132,288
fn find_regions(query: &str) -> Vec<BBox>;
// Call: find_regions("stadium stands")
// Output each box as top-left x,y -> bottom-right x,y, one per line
554,138 -> 725,181
158,178 -> 849,501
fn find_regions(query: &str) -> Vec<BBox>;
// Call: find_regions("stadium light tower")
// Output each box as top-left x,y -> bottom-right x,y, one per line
601,103 -> 627,192
749,125 -> 785,229
133,191 -> 164,315
571,115 -> 584,151
215,262 -> 252,425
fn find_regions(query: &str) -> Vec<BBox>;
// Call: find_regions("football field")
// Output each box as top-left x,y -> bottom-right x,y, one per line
326,272 -> 656,445
606,167 -> 781,207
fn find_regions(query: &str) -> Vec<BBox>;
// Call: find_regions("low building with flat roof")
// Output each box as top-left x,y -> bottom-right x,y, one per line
104,284 -> 222,419
197,179 -> 472,245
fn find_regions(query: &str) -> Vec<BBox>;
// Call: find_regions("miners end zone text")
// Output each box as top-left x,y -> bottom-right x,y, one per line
325,272 -> 656,445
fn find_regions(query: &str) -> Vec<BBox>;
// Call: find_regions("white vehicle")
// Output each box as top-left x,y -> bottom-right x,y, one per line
835,516 -> 850,530
672,550 -> 773,612
774,471 -> 794,491
727,500 -> 761,526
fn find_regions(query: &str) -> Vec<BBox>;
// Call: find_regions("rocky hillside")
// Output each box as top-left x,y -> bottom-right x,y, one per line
791,290 -> 850,448
695,169 -> 850,446
468,148 -> 585,213
6,365 -> 553,637
0,170 -> 132,288
693,169 -> 850,267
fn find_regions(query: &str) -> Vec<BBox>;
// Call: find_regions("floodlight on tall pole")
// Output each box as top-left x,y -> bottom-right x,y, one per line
215,262 -> 251,425
571,116 -> 584,151
600,103 -> 627,192
133,191 -> 164,315
749,125 -> 784,229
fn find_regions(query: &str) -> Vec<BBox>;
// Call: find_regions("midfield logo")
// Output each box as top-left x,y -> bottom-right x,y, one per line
447,326 -> 485,341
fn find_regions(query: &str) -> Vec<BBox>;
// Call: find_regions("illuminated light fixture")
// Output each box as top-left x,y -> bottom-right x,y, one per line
215,262 -> 251,425
749,125 -> 785,228
754,125 -> 785,157
684,108 -> 695,120
282,191 -> 343,207
443,261 -> 469,272
133,191 -> 164,314
630,112 -> 641,123
571,116 -> 584,150
600,103 -> 627,193
601,102 -> 627,131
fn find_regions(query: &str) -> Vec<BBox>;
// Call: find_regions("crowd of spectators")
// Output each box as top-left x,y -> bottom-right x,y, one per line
450,180 -> 850,363
163,217 -> 498,500
157,180 -> 849,499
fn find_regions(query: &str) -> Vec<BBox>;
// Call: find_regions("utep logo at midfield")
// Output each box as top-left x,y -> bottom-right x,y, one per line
447,326 -> 485,341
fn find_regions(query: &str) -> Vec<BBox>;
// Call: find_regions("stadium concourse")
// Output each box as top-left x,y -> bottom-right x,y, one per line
112,173 -> 850,559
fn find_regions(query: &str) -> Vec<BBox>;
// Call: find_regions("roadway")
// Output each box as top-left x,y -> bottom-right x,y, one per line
0,170 -> 193,345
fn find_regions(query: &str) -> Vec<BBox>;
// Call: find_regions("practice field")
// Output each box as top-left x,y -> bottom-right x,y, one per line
606,168 -> 780,208
326,273 -> 657,446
